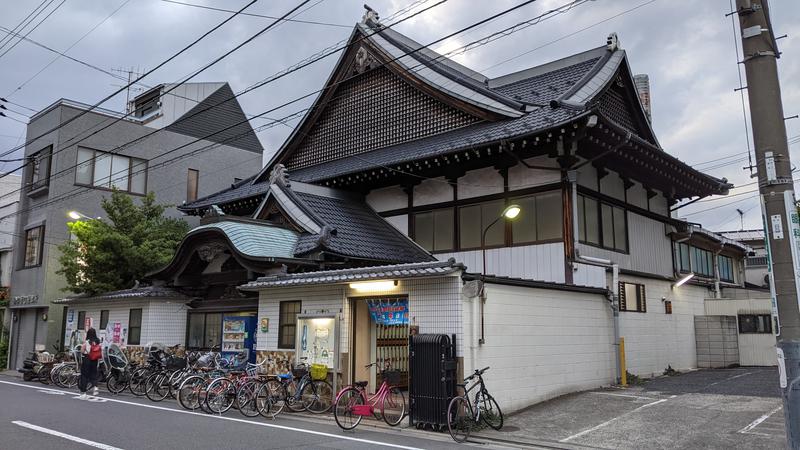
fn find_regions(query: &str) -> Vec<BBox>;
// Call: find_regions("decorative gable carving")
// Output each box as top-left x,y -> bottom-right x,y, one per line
284,60 -> 480,170
597,73 -> 655,145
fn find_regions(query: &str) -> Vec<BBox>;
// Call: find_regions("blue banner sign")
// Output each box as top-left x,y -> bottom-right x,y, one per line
367,298 -> 409,325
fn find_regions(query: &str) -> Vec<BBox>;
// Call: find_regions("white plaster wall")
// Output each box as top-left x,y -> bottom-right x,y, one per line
463,283 -> 615,413
437,242 -> 565,283
507,156 -> 560,190
704,297 -> 776,366
599,170 -> 625,202
457,167 -> 503,199
650,195 -> 669,216
617,275 -> 710,377
573,262 -> 607,288
627,183 -> 648,210
413,177 -> 453,206
576,163 -> 597,189
383,214 -> 408,236
366,186 -> 407,212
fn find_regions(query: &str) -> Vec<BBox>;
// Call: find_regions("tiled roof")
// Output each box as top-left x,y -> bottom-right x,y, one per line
180,175 -> 268,210
719,229 -> 765,242
54,286 -> 191,304
292,190 -> 433,263
491,56 -> 602,103
190,221 -> 300,259
240,259 -> 462,290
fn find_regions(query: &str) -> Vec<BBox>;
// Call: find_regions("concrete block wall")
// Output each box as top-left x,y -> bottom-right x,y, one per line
695,315 -> 739,368
464,283 -> 616,413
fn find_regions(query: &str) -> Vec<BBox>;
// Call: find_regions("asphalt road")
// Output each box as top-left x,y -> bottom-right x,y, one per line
0,377 -> 489,450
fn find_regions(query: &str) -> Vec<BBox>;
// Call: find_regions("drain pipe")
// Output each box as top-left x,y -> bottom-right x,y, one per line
576,254 -> 621,383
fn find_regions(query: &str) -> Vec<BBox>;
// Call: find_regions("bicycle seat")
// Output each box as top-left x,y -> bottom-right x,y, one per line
355,381 -> 368,388
278,373 -> 292,380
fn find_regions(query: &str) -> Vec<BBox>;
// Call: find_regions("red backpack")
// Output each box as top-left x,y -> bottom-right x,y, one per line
88,342 -> 102,361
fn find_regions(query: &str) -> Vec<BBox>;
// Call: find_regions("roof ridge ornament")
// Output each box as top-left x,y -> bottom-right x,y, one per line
362,4 -> 380,24
269,163 -> 291,188
606,32 -> 621,51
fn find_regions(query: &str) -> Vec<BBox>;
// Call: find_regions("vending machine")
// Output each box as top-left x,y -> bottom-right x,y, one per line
221,315 -> 256,364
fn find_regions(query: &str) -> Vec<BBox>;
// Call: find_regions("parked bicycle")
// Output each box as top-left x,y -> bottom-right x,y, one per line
446,366 -> 503,443
256,358 -> 332,417
333,360 -> 406,430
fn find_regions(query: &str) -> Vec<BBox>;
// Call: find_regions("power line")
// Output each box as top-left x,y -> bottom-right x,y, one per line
0,0 -> 52,52
5,0 -> 132,99
0,0 -> 261,161
160,0 -> 351,28
0,0 -> 593,217
728,0 -> 754,176
0,0 -> 449,203
0,0 -> 67,61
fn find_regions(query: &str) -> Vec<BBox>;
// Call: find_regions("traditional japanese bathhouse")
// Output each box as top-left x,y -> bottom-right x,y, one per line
177,10 -> 753,411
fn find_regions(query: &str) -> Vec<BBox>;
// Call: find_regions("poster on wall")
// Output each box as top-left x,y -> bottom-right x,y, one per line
113,322 -> 121,344
295,315 -> 337,369
367,298 -> 409,325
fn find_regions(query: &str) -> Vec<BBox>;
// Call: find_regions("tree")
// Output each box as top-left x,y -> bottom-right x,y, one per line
57,190 -> 189,295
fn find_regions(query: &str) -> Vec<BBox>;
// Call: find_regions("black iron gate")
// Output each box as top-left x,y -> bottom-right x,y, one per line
408,333 -> 457,429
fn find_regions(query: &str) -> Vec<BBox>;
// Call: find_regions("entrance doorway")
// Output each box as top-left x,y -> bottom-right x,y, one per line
350,297 -> 409,389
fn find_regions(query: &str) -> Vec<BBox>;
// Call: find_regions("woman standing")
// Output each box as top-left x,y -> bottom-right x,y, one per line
78,328 -> 101,399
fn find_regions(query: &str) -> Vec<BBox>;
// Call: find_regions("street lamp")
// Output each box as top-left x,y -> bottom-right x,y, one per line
67,211 -> 96,220
478,204 -> 520,344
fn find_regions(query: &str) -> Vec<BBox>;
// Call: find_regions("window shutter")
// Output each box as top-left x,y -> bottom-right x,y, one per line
618,281 -> 626,311
639,284 -> 647,313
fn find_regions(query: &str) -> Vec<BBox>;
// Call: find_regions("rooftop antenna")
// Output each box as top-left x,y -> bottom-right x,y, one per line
736,208 -> 744,231
111,66 -> 145,112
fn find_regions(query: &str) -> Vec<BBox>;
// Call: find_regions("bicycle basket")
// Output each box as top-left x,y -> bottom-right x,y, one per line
292,366 -> 308,379
382,370 -> 401,386
310,363 -> 327,381
165,356 -> 187,371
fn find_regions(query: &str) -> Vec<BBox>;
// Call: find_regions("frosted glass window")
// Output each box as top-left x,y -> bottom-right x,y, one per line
93,153 -> 112,188
130,158 -> 147,194
75,148 -> 93,185
110,155 -> 129,190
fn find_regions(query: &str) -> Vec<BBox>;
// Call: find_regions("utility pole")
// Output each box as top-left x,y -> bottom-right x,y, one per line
735,1 -> 799,447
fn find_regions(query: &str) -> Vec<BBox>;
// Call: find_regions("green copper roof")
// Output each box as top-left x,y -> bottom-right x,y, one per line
191,221 -> 299,259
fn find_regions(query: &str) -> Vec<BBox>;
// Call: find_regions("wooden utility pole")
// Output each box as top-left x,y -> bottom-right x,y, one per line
735,1 -> 799,447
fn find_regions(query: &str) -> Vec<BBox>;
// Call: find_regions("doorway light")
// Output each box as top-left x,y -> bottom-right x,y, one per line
349,280 -> 397,292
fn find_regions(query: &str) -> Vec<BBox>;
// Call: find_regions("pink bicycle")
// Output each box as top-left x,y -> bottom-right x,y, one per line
333,361 -> 407,430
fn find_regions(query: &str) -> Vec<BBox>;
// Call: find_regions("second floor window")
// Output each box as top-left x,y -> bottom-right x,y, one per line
578,194 -> 627,252
414,209 -> 453,252
23,226 -> 44,267
691,247 -> 714,277
718,255 -> 734,282
76,147 -> 147,194
28,146 -> 52,192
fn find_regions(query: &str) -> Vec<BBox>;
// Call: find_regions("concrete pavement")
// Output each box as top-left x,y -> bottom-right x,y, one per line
475,367 -> 785,449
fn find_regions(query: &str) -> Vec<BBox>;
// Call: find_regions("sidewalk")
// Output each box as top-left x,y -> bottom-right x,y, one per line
0,370 -> 21,378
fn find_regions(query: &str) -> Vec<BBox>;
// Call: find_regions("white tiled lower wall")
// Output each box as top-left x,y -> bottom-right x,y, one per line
617,275 -> 709,377
255,275 -> 464,356
65,299 -> 188,347
464,283 -> 616,413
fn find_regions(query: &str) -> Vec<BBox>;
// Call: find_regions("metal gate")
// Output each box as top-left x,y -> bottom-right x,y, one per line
408,333 -> 457,429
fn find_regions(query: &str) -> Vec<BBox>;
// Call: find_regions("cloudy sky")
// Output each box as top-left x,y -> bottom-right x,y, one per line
0,0 -> 797,231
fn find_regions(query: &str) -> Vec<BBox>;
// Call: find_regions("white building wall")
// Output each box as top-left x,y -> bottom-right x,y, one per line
413,177 -> 453,206
704,297 -> 776,366
617,275 -> 710,377
507,156 -> 560,190
437,242 -> 565,283
365,186 -> 407,212
463,283 -> 615,413
383,214 -> 408,235
64,299 -> 187,347
457,167 -> 503,199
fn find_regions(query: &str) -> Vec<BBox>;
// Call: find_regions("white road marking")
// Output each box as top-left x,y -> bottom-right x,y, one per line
738,406 -> 783,434
706,372 -> 753,388
560,397 -> 672,442
38,390 -> 66,395
0,380 -> 422,450
12,420 -> 124,450
589,391 -> 656,401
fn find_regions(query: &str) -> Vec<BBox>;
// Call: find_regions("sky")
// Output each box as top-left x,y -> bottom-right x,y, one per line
0,0 -> 798,232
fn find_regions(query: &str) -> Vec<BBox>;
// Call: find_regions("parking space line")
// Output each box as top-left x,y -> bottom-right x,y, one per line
589,392 -> 656,401
706,372 -> 753,388
560,397 -> 672,442
0,380 -> 421,450
13,420 -> 124,450
738,406 -> 782,434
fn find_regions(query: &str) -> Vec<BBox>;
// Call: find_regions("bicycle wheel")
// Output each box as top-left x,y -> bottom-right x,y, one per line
106,372 -> 127,394
259,380 -> 286,419
236,380 -> 263,418
333,387 -> 364,430
381,387 -> 406,426
145,372 -> 170,402
284,381 -> 305,412
50,364 -> 63,386
129,368 -> 149,397
38,365 -> 52,385
480,394 -> 503,430
177,376 -> 207,410
447,396 -> 474,443
206,378 -> 236,414
302,380 -> 333,414
167,370 -> 186,399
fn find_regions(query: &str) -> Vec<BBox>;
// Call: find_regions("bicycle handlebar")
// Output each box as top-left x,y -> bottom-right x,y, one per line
465,366 -> 490,381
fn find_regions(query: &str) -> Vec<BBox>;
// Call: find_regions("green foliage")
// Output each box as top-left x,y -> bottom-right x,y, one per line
0,326 -> 8,370
57,190 -> 189,295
